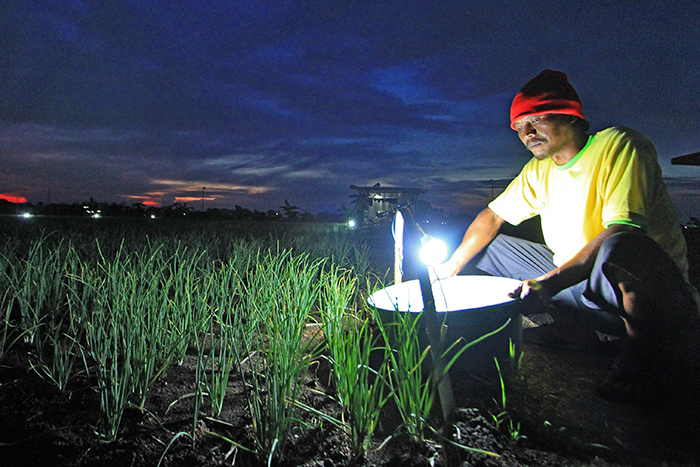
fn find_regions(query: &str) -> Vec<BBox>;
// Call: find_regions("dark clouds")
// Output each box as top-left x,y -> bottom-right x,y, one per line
1,0 -> 700,218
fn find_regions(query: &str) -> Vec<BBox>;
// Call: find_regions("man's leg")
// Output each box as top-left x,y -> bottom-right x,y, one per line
474,234 -> 554,280
476,234 -> 626,338
584,232 -> 700,403
475,234 -> 606,312
584,232 -> 698,340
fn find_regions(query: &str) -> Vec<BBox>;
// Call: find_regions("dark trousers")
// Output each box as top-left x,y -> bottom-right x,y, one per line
475,232 -> 698,338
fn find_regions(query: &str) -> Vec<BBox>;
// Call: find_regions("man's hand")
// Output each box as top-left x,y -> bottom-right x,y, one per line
508,280 -> 552,315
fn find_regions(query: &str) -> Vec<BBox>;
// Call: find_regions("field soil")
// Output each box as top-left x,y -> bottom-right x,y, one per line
2,330 -> 700,467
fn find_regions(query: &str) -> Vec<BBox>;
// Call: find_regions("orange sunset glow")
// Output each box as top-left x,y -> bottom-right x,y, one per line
0,193 -> 27,204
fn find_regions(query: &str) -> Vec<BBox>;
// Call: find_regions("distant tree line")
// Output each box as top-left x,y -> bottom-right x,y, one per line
0,198 -> 347,222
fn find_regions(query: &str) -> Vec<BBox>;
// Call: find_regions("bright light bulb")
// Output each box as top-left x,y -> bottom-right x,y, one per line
419,236 -> 447,265
348,219 -> 356,228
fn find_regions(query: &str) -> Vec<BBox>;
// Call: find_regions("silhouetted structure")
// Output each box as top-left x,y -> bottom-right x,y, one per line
672,152 -> 700,166
350,184 -> 425,225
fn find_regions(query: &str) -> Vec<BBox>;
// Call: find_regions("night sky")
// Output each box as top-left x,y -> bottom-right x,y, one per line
2,0 -> 700,221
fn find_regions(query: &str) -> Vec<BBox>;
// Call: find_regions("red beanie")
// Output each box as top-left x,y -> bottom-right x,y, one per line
510,70 -> 585,129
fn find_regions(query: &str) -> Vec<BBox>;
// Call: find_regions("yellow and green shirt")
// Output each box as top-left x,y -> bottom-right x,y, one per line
488,126 -> 690,282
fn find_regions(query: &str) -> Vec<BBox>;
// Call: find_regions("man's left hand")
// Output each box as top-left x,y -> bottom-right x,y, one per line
509,280 -> 552,315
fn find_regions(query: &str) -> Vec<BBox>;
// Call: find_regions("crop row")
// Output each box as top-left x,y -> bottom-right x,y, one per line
0,220 -> 483,464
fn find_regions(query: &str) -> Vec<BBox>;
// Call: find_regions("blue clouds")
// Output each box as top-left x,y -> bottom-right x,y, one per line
1,1 -> 700,218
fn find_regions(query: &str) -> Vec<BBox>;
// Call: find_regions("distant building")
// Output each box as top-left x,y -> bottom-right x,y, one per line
350,184 -> 425,225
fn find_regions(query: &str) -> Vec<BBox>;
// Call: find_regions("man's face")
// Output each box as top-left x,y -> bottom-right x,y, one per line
513,113 -> 577,161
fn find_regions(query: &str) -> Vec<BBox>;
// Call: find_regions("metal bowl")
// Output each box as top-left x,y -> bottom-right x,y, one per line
368,275 -> 523,373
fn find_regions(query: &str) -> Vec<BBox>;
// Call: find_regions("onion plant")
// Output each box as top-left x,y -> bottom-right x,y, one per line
1,219 -> 397,455
203,261 -> 241,417
192,312 -> 213,442
0,288 -> 19,363
239,249 -> 325,462
78,243 -> 135,441
7,233 -> 72,345
30,310 -> 84,392
348,243 -> 374,286
190,260 -> 241,438
376,306 -> 515,444
126,244 -> 183,408
376,309 -> 435,442
76,240 -> 212,440
6,237 -> 87,389
81,279 -> 133,442
320,266 -> 391,454
165,246 -> 210,365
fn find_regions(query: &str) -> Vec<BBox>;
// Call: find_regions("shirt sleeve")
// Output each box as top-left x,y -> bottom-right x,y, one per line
598,128 -> 658,232
488,159 -> 540,226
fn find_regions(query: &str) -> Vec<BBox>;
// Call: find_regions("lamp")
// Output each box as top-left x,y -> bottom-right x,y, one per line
392,209 -> 447,283
419,234 -> 448,266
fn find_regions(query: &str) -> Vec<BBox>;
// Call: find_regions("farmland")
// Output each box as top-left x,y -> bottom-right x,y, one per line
1,217 -> 700,466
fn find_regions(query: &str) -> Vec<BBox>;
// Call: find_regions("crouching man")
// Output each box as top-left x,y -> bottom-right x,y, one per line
433,69 -> 700,404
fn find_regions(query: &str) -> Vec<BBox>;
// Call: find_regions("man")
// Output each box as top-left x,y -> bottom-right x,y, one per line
434,69 -> 700,404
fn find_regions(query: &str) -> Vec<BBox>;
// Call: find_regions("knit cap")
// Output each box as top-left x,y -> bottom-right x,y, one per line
510,69 -> 585,129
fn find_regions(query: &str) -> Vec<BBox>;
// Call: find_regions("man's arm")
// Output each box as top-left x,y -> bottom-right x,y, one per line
511,223 -> 642,310
432,207 -> 504,279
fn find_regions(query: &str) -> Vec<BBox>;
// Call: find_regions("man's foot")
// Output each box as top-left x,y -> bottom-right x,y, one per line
595,337 -> 664,406
596,362 -> 661,406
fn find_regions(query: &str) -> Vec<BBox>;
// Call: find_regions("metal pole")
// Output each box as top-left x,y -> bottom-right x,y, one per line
416,265 -> 455,423
399,207 -> 455,423
393,210 -> 404,285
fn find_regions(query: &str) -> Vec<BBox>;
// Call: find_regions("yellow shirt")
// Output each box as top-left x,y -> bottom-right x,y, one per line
489,126 -> 689,282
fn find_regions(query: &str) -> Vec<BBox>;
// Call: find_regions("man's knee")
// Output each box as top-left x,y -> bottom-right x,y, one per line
595,231 -> 684,286
589,232 -> 697,330
587,233 -> 670,312
597,232 -> 660,269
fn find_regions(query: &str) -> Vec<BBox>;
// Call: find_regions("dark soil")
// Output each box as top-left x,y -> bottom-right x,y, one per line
2,331 -> 700,467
